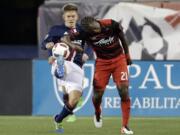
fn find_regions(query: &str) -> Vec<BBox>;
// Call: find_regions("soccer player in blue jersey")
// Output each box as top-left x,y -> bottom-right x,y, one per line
41,3 -> 91,133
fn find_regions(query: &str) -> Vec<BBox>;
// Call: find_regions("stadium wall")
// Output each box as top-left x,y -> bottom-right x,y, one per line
0,59 -> 180,116
0,60 -> 32,115
33,60 -> 180,116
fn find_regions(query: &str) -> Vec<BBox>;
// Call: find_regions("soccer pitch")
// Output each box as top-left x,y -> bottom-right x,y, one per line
0,116 -> 180,135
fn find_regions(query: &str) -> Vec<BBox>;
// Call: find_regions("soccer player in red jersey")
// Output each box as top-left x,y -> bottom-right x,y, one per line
62,16 -> 133,134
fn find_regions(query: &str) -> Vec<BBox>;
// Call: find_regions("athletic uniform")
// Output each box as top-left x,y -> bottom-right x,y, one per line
73,19 -> 129,90
42,24 -> 91,93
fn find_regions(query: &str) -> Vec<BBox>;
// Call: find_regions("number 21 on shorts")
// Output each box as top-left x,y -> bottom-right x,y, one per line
120,72 -> 128,81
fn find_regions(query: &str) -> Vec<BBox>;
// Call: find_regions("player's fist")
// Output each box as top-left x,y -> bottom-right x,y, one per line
48,56 -> 56,64
125,54 -> 132,65
46,42 -> 54,49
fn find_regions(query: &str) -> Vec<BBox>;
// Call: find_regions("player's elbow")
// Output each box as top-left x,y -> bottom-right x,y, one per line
76,47 -> 83,53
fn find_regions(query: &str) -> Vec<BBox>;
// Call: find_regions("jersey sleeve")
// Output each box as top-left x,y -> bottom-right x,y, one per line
41,34 -> 51,50
41,26 -> 61,50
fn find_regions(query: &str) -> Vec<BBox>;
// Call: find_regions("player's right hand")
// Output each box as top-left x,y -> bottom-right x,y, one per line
48,56 -> 56,64
46,42 -> 54,49
127,58 -> 132,65
126,54 -> 132,65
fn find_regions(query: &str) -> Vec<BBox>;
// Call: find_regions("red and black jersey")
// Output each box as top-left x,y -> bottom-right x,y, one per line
75,19 -> 125,59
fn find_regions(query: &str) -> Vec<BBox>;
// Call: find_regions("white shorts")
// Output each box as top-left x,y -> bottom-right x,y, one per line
51,60 -> 84,94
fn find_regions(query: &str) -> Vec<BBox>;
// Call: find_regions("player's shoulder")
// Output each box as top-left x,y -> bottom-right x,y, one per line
49,24 -> 67,36
98,19 -> 120,31
98,19 -> 113,26
99,19 -> 118,25
50,24 -> 65,31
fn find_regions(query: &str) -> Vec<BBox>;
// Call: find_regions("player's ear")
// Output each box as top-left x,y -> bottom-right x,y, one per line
62,13 -> 65,20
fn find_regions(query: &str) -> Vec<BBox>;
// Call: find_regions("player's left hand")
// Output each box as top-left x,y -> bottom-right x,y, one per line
46,42 -> 54,49
125,54 -> 132,65
82,53 -> 89,62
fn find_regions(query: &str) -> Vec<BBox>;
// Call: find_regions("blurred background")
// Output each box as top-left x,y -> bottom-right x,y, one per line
0,0 -> 44,59
0,0 -> 180,117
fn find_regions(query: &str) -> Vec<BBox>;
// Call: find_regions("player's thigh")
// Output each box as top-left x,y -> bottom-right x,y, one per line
56,62 -> 84,94
68,90 -> 82,105
65,61 -> 84,91
93,62 -> 111,90
112,56 -> 129,86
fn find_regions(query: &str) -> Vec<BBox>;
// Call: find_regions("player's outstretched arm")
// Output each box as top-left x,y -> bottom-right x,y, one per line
61,36 -> 83,52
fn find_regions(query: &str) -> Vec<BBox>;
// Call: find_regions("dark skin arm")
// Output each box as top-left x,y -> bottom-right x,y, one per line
118,27 -> 132,65
61,35 -> 83,53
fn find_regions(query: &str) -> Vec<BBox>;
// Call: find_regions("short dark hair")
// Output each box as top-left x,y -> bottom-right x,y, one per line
81,16 -> 97,32
62,3 -> 78,13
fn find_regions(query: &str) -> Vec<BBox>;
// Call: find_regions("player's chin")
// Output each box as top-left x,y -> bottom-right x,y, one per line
67,22 -> 75,27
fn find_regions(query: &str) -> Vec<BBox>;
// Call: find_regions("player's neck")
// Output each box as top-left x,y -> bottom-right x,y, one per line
65,23 -> 76,29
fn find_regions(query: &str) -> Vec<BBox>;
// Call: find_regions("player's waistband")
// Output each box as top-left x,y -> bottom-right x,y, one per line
96,53 -> 125,62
